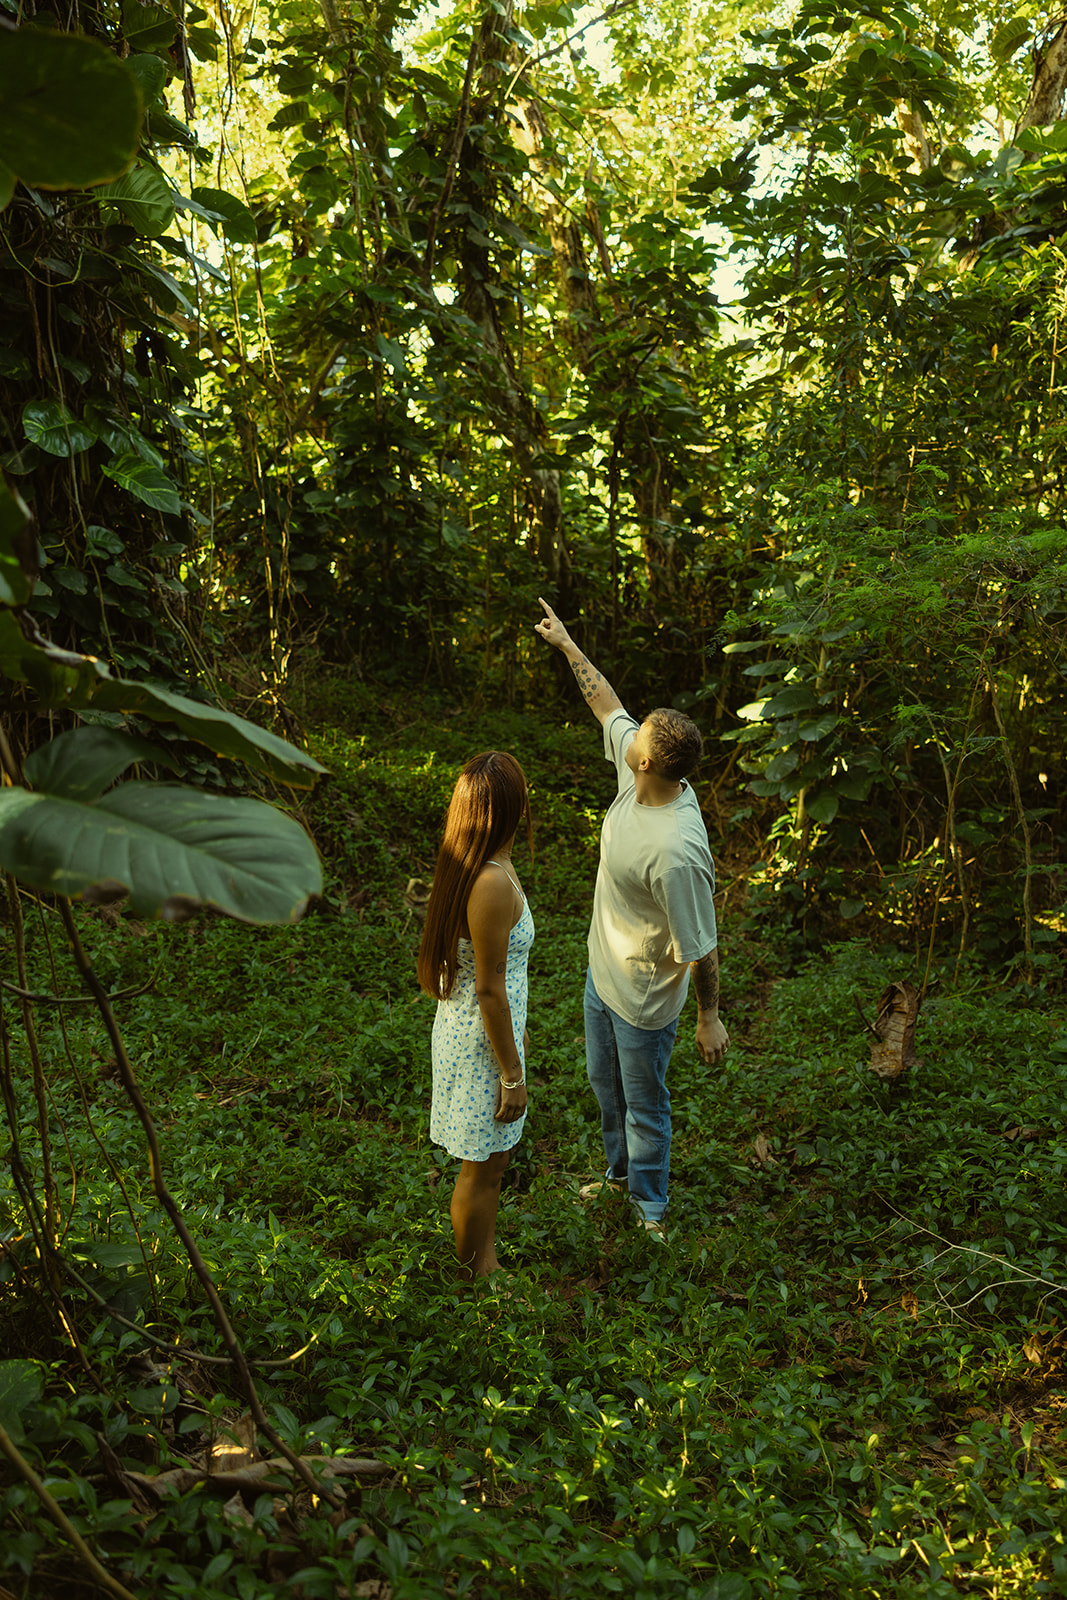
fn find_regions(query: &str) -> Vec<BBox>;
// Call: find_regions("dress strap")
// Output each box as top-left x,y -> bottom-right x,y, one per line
487,859 -> 524,898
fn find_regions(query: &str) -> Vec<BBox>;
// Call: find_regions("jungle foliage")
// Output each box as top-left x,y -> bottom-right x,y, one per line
1,0 -> 1066,1595
1,0 -> 1064,953
1,688 -> 1066,1598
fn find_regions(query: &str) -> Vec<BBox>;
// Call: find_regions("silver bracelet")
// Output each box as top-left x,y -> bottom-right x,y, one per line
499,1075 -> 525,1090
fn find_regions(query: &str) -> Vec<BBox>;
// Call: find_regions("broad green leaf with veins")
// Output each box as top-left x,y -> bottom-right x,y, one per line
0,32 -> 142,196
0,781 -> 322,923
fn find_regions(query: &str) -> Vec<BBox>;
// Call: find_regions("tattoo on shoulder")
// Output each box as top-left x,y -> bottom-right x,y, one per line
570,655 -> 602,702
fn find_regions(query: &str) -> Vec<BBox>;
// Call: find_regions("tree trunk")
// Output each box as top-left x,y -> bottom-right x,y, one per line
1017,22 -> 1067,133
895,103 -> 932,171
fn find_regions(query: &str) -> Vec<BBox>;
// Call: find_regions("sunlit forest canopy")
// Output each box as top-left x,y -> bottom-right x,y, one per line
1,0 -> 1066,961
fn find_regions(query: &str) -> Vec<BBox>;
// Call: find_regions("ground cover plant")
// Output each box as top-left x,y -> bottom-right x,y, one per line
1,681 -> 1065,1598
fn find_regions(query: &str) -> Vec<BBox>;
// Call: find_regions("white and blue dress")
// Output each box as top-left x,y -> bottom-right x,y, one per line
430,867 -> 533,1161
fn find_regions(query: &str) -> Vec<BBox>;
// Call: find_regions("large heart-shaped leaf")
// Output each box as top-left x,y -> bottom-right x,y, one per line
0,612 -> 327,788
22,400 -> 98,457
125,53 -> 168,105
98,163 -> 175,237
0,32 -> 142,194
25,726 -> 180,802
190,185 -> 258,244
0,783 -> 322,922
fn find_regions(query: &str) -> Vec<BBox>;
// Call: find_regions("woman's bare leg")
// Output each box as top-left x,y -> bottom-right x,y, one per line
451,1152 -> 511,1279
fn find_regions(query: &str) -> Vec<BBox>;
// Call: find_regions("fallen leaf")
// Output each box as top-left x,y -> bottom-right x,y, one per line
222,1490 -> 255,1529
211,1412 -> 257,1474
753,1133 -> 777,1168
869,981 -> 921,1080
404,877 -> 431,918
901,1291 -> 919,1320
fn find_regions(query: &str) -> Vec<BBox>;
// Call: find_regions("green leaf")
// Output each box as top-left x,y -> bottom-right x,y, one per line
762,686 -> 819,717
765,750 -> 799,781
990,16 -> 1032,64
376,334 -> 407,374
267,101 -> 311,131
0,610 -> 327,788
190,185 -> 258,244
122,0 -> 179,52
797,713 -> 838,742
804,789 -> 839,825
0,782 -> 323,922
0,32 -> 142,192
25,726 -> 180,802
701,1574 -> 753,1600
86,525 -> 125,559
22,400 -> 98,457
833,771 -> 873,801
741,659 -> 789,678
0,479 -> 33,607
127,254 -> 198,317
126,1384 -> 179,1413
146,107 -> 198,149
0,1359 -> 44,1445
102,454 -> 181,515
98,163 -> 175,237
125,53 -> 168,104
105,562 -> 147,591
70,1241 -> 144,1269
51,568 -> 88,594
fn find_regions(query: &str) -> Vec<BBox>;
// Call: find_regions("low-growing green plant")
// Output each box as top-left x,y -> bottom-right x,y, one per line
2,697 -> 1064,1598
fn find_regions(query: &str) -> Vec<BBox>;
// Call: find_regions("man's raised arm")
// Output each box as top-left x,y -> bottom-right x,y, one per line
534,598 -> 623,726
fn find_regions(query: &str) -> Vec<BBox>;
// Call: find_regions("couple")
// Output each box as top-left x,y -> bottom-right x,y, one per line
417,600 -> 729,1283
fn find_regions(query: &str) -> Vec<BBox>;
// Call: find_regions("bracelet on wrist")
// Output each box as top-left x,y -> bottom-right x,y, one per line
499,1074 -> 525,1090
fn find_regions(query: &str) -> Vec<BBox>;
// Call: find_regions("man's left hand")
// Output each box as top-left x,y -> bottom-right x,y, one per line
696,1015 -> 729,1064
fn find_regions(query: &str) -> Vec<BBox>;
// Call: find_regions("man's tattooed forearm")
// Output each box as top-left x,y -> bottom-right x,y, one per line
570,655 -> 603,702
692,956 -> 719,1011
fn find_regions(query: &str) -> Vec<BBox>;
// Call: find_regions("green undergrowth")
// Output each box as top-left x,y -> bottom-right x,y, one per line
2,684 -> 1066,1598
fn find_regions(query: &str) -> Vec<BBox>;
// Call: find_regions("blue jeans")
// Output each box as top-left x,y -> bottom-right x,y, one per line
583,969 -> 678,1222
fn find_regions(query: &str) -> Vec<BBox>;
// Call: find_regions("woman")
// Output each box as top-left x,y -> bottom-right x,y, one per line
417,751 -> 533,1282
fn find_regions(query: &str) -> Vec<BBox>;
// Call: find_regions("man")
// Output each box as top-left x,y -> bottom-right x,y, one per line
534,597 -> 728,1241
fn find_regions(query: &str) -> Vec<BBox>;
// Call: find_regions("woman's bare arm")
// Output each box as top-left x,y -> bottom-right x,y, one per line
467,868 -> 528,1119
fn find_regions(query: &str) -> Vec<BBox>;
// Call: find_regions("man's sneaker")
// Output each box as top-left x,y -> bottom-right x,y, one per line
640,1216 -> 668,1243
578,1178 -> 628,1202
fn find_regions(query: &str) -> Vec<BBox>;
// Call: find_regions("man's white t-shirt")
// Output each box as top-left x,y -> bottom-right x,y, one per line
587,709 -> 718,1030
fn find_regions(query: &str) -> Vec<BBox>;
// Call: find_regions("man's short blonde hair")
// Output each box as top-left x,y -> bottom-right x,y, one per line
645,708 -> 703,781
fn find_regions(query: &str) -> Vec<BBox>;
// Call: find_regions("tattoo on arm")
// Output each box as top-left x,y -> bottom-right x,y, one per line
495,961 -> 506,974
692,955 -> 719,1011
570,656 -> 604,703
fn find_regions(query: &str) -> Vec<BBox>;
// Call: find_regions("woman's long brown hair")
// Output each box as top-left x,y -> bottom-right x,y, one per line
417,751 -> 532,1000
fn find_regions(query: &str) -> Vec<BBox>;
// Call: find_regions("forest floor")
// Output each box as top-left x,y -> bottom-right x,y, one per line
2,675 -> 1066,1599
